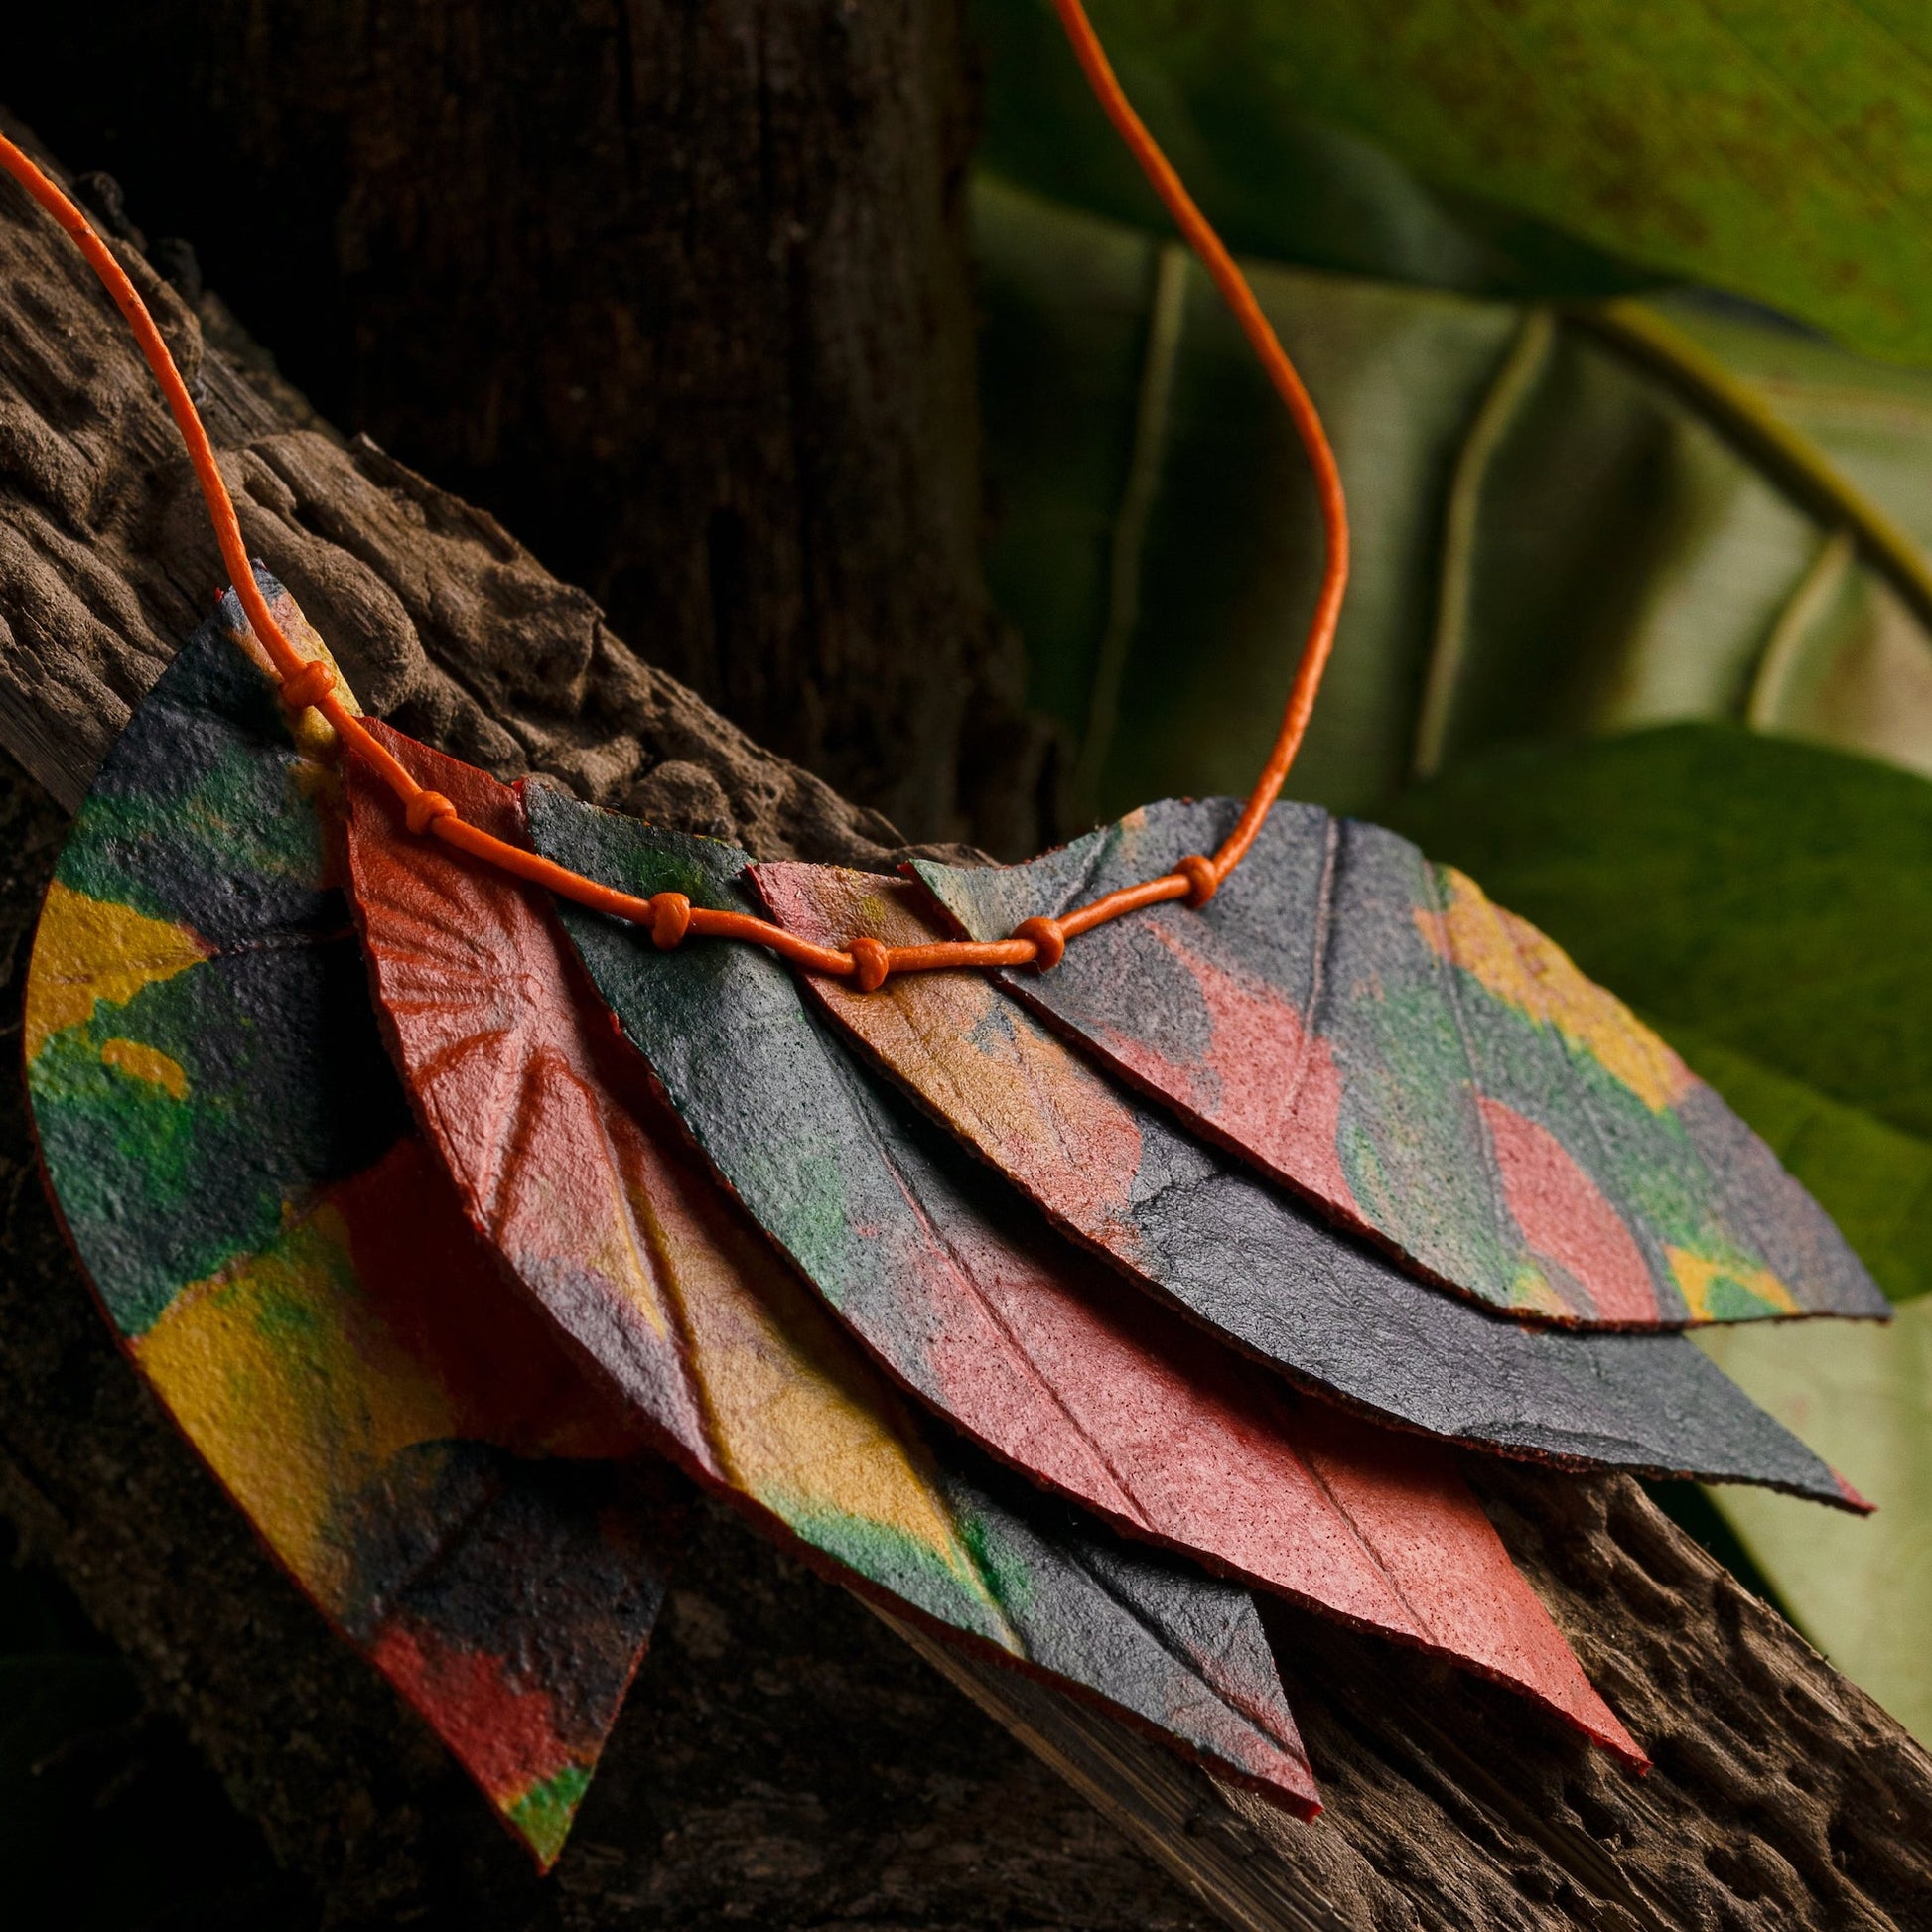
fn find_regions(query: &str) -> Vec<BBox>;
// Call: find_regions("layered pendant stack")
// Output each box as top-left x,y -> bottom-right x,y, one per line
26,580 -> 1887,1866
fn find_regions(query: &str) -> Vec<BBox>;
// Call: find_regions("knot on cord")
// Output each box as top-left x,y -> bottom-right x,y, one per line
280,658 -> 338,710
1013,914 -> 1067,971
848,936 -> 891,993
647,892 -> 692,951
1174,853 -> 1219,908
405,789 -> 457,836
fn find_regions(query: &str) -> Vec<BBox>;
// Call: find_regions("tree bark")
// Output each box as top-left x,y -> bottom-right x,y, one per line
7,0 -> 1049,853
2,100 -> 1932,1932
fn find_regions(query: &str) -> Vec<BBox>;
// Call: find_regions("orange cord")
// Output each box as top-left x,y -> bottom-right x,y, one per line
0,0 -> 1349,986
1046,1 -> 1348,888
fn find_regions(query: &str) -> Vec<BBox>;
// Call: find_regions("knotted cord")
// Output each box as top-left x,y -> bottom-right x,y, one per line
0,0 -> 1349,986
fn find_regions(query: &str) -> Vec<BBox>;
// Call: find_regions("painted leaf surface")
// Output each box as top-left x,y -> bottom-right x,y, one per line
23,605 -> 680,1869
1666,1027 -> 1932,1311
523,796 -> 1848,1508
1379,723 -> 1932,1738
426,811 -> 1640,1763
912,799 -> 1883,1331
1379,725 -> 1932,1157
343,729 -> 1318,1812
752,871 -> 1860,1507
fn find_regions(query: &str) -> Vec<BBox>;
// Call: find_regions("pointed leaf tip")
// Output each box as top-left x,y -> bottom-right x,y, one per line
725,855 -> 1848,1508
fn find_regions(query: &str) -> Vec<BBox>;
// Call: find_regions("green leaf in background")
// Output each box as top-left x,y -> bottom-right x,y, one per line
980,0 -> 1932,365
976,181 -> 1932,835
1377,723 -> 1932,1743
1695,1306 -> 1932,1748
980,173 -> 1527,823
972,0 -> 1656,297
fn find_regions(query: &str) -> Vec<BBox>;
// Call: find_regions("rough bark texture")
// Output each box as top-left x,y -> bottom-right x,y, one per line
2,103 -> 1932,1932
8,0 -> 1049,852
0,115 -> 915,861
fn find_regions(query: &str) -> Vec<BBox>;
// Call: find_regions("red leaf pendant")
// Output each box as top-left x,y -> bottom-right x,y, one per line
347,730 -> 1644,1766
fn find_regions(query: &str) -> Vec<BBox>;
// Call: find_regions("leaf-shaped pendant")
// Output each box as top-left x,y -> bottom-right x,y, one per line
345,735 -> 1641,1764
910,800 -> 1888,1330
23,602 -> 678,1869
341,726 -> 1321,1813
522,795 -> 1851,1502
745,862 -> 1863,1506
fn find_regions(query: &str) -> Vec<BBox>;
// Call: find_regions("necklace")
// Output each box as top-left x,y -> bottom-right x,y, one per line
4,0 -> 1889,1876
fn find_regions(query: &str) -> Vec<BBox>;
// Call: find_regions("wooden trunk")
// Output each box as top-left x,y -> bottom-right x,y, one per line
6,0 -> 1049,854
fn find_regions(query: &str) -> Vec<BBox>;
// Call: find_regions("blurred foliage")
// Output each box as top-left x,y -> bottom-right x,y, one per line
974,0 -> 1657,299
976,178 -> 1932,834
1694,1305 -> 1932,1749
979,0 -> 1932,365
0,1530 -> 310,1930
